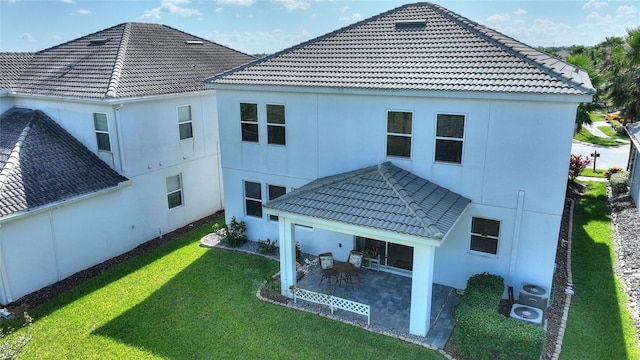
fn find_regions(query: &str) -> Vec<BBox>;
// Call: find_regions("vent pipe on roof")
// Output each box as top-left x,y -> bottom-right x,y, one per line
186,40 -> 204,45
88,38 -> 110,45
395,19 -> 427,30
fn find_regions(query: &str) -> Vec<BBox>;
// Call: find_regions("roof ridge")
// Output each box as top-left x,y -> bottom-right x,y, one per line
106,23 -> 131,99
428,3 -> 595,95
0,110 -> 38,196
377,162 -> 443,239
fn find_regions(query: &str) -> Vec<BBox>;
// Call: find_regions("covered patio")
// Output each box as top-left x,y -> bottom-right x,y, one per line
294,261 -> 460,349
265,162 -> 470,338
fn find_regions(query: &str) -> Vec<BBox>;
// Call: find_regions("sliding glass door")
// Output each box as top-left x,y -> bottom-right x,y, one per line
355,236 -> 413,271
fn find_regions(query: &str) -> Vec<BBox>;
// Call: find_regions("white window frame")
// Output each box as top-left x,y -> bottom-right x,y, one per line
434,113 -> 465,164
386,110 -> 413,159
267,184 -> 286,221
266,104 -> 286,146
166,174 -> 184,209
244,180 -> 263,218
469,216 -> 500,257
240,102 -> 259,143
177,105 -> 193,140
93,112 -> 111,152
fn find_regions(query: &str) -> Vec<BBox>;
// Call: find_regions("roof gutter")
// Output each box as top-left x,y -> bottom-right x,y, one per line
6,89 -> 215,105
0,180 -> 132,225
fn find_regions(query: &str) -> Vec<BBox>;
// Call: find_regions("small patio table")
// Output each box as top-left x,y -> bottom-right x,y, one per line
333,261 -> 356,290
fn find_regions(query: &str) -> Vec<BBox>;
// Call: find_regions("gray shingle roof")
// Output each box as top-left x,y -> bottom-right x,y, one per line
10,23 -> 255,99
206,2 -> 594,96
0,108 -> 128,217
264,162 -> 470,239
0,52 -> 34,90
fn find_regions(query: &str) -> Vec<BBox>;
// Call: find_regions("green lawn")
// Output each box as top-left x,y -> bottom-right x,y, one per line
2,219 -> 445,360
561,182 -> 639,360
579,168 -> 606,178
574,128 -> 624,146
589,112 -> 606,122
598,125 -> 629,140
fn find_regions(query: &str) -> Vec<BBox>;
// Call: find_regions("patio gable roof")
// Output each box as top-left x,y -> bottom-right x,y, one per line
264,162 -> 470,240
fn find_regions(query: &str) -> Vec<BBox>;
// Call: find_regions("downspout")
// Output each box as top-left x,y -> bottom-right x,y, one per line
114,104 -> 127,175
0,224 -> 12,304
508,190 -> 526,287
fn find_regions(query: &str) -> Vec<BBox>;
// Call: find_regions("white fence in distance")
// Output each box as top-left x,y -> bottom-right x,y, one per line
293,287 -> 370,325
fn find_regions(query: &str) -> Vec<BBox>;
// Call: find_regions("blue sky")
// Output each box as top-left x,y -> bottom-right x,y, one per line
0,0 -> 638,55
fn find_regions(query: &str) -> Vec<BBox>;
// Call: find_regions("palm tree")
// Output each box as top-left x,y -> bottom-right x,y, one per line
602,28 -> 640,121
566,53 -> 601,132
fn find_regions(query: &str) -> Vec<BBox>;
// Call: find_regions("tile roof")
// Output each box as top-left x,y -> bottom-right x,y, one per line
0,52 -> 34,90
0,108 -> 128,218
627,122 -> 640,151
264,162 -> 470,239
206,2 -> 594,96
10,23 -> 255,99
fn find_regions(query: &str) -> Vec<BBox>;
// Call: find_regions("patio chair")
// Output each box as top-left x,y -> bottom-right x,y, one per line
318,252 -> 338,290
348,250 -> 364,287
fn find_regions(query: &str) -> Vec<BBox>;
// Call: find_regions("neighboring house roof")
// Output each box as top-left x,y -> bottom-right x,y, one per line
206,2 -> 594,96
627,122 -> 640,151
264,162 -> 470,239
0,108 -> 128,218
10,23 -> 255,99
0,53 -> 34,90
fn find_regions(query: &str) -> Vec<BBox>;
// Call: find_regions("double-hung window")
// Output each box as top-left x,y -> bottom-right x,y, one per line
244,181 -> 262,218
470,217 -> 500,255
267,104 -> 286,145
386,111 -> 412,158
435,114 -> 465,164
240,103 -> 259,142
177,105 -> 193,140
166,174 -> 183,209
268,184 -> 286,221
93,113 -> 111,151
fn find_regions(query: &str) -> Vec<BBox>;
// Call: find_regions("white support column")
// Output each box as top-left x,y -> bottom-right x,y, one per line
409,244 -> 435,336
278,218 -> 297,298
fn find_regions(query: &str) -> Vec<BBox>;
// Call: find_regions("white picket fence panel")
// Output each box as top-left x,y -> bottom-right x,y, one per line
293,288 -> 370,325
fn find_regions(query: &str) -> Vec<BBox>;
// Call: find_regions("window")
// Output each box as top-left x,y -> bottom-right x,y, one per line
240,103 -> 258,142
435,114 -> 465,164
267,104 -> 286,145
386,111 -> 412,158
244,181 -> 262,218
177,105 -> 193,140
166,174 -> 183,209
93,113 -> 111,151
268,184 -> 286,221
470,217 -> 500,255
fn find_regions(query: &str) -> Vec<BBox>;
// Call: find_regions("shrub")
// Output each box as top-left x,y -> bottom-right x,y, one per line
610,120 -> 626,135
604,166 -> 623,180
454,273 -> 545,360
610,171 -> 630,195
221,216 -> 247,247
569,154 -> 592,180
257,238 -> 278,254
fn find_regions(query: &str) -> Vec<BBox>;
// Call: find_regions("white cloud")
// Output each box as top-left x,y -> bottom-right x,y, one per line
20,33 -> 36,42
215,7 -> 223,12
216,0 -> 253,5
487,13 -> 510,22
339,12 -> 361,22
616,5 -> 638,18
59,0 -> 75,4
69,9 -> 91,15
514,9 -> 526,16
584,0 -> 608,9
339,6 -> 349,13
513,19 -> 525,25
271,0 -> 311,10
142,0 -> 202,19
208,26 -> 310,54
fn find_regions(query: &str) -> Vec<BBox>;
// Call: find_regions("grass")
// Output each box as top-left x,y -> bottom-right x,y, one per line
579,168 -> 606,178
2,218 -> 446,360
573,128 -> 624,147
597,125 -> 630,140
561,182 -> 640,360
589,112 -> 606,122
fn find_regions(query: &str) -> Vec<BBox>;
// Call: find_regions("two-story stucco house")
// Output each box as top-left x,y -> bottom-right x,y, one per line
206,2 -> 594,336
0,23 -> 254,304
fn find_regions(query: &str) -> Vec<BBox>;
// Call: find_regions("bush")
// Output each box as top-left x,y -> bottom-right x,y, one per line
454,273 -> 545,360
257,238 -> 278,254
610,171 -> 630,194
604,166 -> 623,180
221,216 -> 247,247
610,120 -> 626,135
569,154 -> 592,180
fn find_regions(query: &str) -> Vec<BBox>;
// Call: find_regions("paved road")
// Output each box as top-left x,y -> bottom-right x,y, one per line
571,140 -> 630,170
